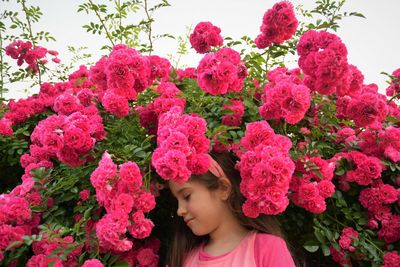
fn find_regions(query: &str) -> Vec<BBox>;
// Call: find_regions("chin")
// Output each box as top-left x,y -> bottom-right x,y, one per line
190,227 -> 209,237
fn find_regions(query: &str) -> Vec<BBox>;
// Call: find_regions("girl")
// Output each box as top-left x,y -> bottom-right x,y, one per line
167,151 -> 296,267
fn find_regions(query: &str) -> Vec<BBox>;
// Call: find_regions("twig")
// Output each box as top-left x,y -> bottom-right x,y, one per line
0,30 -> 4,99
143,0 -> 153,54
388,92 -> 400,104
88,0 -> 115,47
21,0 -> 42,85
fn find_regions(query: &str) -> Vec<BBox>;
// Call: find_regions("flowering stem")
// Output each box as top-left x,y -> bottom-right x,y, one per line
324,213 -> 384,256
118,0 -> 122,43
364,236 -> 384,255
265,47 -> 271,73
143,0 -> 153,55
21,0 -> 36,47
325,213 -> 348,228
21,0 -> 42,85
0,30 -> 4,99
388,92 -> 400,104
283,121 -> 287,136
88,0 -> 115,47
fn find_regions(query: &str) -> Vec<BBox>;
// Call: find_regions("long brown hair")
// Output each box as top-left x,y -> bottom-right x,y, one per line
167,151 -> 292,267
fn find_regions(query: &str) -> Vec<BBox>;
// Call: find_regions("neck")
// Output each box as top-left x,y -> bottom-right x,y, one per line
204,212 -> 250,256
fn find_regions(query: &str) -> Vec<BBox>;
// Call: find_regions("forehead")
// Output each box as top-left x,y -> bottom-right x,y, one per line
169,180 -> 201,196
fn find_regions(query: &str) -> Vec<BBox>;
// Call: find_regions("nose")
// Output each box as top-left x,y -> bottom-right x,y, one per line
177,201 -> 186,217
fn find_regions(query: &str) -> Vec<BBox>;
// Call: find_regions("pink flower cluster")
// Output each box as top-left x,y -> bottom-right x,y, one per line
335,127 -> 357,147
89,45 -> 171,117
259,67 -> 311,124
236,121 -> 295,217
385,68 -> 400,97
115,238 -> 160,267
297,30 -> 364,96
176,67 -> 197,81
27,234 -> 82,267
255,1 -> 298,49
334,151 -> 383,186
329,246 -> 351,266
0,73 -> 100,137
359,181 -> 399,244
221,99 -> 244,126
382,251 -> 400,267
68,65 -> 94,91
290,157 -> 335,213
90,152 -> 155,252
0,193 -> 41,258
338,227 -> 359,252
29,107 -> 106,166
152,107 -> 210,183
5,40 -> 60,73
138,82 -> 186,135
337,89 -> 389,129
82,259 -> 104,267
0,94 -> 48,136
190,22 -> 224,54
358,127 -> 400,163
197,48 -> 247,95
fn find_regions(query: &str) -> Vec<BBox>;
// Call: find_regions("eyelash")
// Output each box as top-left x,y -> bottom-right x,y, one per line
183,194 -> 191,200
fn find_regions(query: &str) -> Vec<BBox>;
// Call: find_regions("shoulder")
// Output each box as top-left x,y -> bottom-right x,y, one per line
254,233 -> 289,253
254,233 -> 296,267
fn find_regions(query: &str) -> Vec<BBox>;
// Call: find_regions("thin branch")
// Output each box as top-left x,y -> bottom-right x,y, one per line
388,92 -> 400,104
88,0 -> 115,47
0,30 -> 4,99
21,0 -> 35,46
143,0 -> 153,54
21,0 -> 41,85
118,0 -> 122,43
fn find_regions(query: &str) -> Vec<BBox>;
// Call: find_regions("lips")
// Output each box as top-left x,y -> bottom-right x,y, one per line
184,218 -> 194,224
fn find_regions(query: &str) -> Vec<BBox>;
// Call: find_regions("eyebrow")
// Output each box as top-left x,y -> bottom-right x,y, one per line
175,187 -> 190,197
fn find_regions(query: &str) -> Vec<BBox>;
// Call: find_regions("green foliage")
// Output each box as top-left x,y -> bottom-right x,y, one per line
77,0 -> 173,54
2,1 -> 399,266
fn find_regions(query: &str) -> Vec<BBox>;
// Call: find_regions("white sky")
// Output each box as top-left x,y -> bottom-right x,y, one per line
2,0 -> 400,99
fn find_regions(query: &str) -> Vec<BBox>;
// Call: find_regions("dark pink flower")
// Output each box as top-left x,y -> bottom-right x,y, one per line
190,22 -> 223,53
255,1 -> 298,48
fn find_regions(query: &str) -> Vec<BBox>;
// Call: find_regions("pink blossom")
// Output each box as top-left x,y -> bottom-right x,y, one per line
149,55 -> 171,80
26,254 -> 63,267
79,189 -> 90,201
137,248 -> 159,267
0,118 -> 13,136
346,92 -> 388,128
110,193 -> 134,214
96,212 -> 132,252
197,48 -> 247,95
53,91 -> 83,115
101,92 -> 130,118
255,1 -> 298,48
190,22 -> 223,53
382,251 -> 400,267
176,67 -> 197,80
128,211 -> 154,239
0,224 -> 25,250
82,259 -> 104,267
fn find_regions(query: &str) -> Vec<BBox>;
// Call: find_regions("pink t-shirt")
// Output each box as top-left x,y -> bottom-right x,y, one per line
183,231 -> 296,267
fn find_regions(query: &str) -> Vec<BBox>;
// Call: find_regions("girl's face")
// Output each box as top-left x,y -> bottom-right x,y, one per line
169,179 -> 229,236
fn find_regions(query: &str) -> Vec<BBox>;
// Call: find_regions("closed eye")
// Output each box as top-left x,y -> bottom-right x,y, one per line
183,194 -> 191,201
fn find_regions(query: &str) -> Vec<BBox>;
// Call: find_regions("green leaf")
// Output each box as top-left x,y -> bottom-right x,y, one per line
314,229 -> 326,243
113,261 -> 130,267
349,12 -> 366,18
321,244 -> 331,256
303,240 -> 320,252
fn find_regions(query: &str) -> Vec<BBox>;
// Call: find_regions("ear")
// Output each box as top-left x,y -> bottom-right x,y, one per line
217,175 -> 232,201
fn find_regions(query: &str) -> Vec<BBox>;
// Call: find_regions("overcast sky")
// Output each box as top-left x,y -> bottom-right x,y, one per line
2,0 -> 400,99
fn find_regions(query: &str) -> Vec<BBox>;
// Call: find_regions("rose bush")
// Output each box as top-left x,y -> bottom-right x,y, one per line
1,0 -> 399,266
